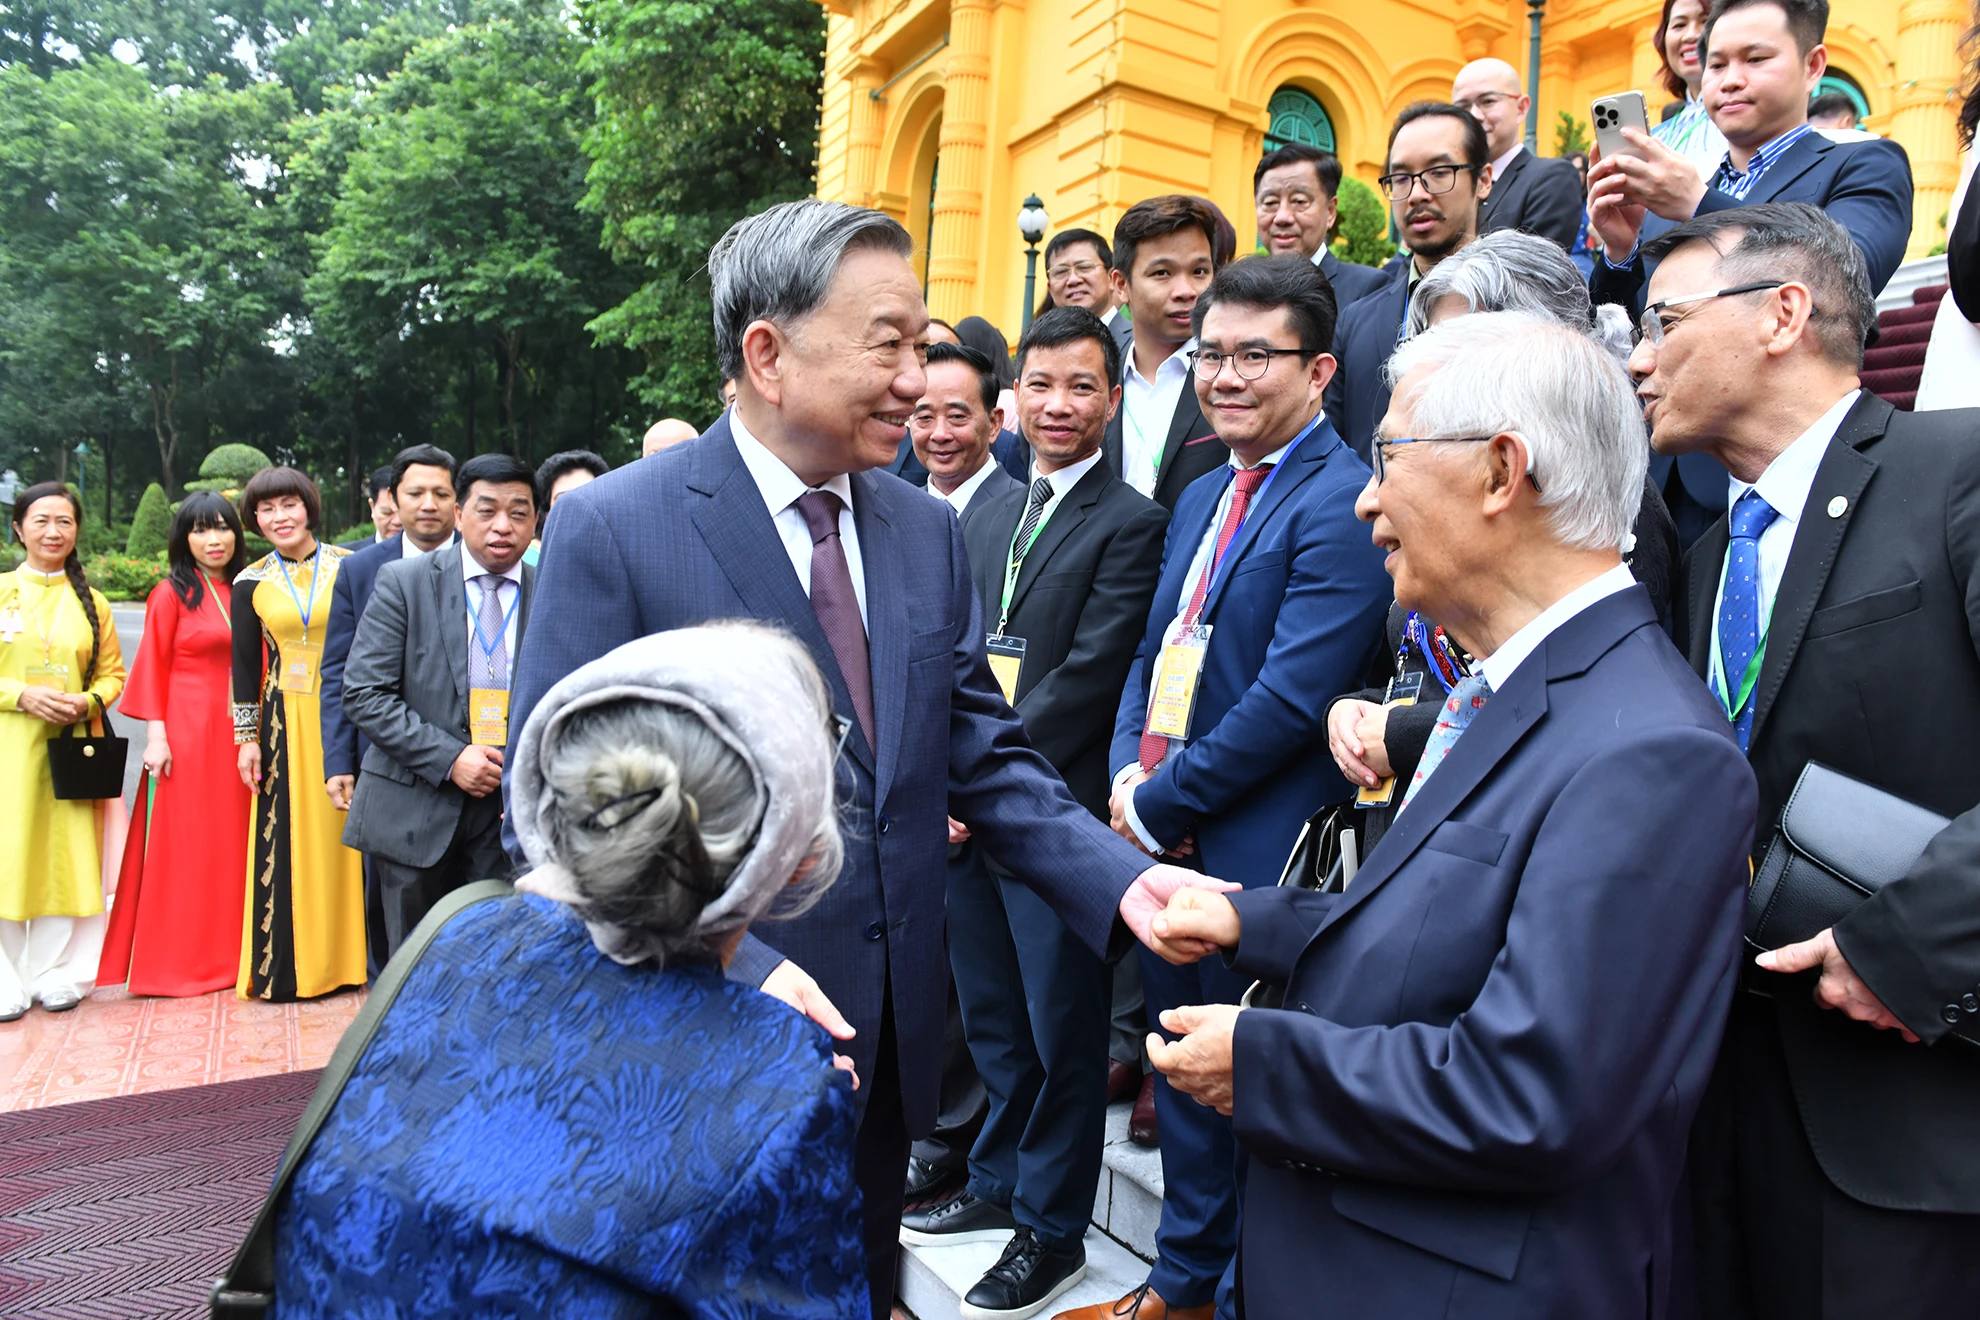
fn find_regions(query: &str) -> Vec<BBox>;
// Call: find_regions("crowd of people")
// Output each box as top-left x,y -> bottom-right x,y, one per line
6,0 -> 1980,1315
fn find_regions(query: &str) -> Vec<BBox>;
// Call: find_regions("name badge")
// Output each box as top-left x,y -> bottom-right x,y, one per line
278,640 -> 323,696
985,635 -> 1027,706
469,687 -> 511,747
1144,622 -> 1212,741
24,661 -> 70,690
1356,671 -> 1423,809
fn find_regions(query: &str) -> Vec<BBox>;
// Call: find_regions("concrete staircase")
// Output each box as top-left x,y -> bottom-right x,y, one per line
898,1101 -> 1163,1320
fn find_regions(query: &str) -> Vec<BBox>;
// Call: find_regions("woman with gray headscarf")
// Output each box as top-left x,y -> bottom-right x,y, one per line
268,623 -> 867,1318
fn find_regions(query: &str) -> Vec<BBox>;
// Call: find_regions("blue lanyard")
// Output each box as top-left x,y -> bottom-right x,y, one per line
466,577 -> 521,663
275,545 -> 325,640
1202,412 -> 1321,596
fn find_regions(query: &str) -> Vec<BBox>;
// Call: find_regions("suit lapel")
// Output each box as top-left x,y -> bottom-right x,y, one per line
851,471 -> 909,803
1747,132 -> 1831,203
433,544 -> 469,707
1156,383 -> 1207,483
1746,394 -> 1887,747
1482,150 -> 1526,222
515,561 -> 535,662
1686,522 -> 1729,675
1008,463 -> 1103,615
1198,424 -> 1336,622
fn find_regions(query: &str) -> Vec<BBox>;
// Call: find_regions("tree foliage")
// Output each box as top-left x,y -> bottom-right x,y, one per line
126,481 -> 171,555
1332,176 -> 1398,269
1554,111 -> 1592,157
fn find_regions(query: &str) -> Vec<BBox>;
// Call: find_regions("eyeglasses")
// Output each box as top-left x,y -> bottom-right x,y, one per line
1373,434 -> 1543,492
1257,192 -> 1318,214
1190,347 -> 1311,381
1637,281 -> 1784,345
1046,259 -> 1105,283
1376,165 -> 1479,201
1452,92 -> 1514,115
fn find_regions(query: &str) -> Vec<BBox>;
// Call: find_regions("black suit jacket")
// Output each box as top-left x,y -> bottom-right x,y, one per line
952,462 -> 1022,520
1104,333 -> 1230,510
1323,264 -> 1409,464
1318,249 -> 1388,307
1477,147 -> 1585,252
1676,393 -> 1980,1212
962,460 -> 1168,816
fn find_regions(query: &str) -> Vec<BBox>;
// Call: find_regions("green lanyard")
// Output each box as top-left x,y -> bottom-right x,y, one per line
996,489 -> 1057,635
1707,547 -> 1770,723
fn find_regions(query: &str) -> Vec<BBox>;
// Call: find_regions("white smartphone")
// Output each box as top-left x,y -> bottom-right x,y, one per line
1592,91 -> 1652,160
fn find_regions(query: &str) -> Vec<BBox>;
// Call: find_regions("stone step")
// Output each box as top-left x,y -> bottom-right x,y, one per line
898,1100 -> 1165,1320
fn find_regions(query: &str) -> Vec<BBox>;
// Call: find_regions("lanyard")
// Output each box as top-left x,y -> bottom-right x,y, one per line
466,577 -> 521,663
1400,611 -> 1468,694
275,545 -> 325,642
1707,547 -> 1771,723
997,486 -> 1058,634
201,570 -> 232,631
1192,413 -> 1322,606
18,571 -> 65,665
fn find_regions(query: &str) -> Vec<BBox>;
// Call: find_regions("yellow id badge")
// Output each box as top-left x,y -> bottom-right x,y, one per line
985,635 -> 1027,706
23,662 -> 70,690
1144,622 -> 1212,741
1356,671 -> 1423,808
469,687 -> 511,747
278,641 -> 323,695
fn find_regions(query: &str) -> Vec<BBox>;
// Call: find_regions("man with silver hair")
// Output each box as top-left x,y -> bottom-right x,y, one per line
508,198 -> 1225,1318
1142,311 -> 1757,1317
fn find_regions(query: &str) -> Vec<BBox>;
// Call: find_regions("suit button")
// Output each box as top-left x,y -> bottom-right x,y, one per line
1962,994 -> 1979,1015
1943,1004 -> 1963,1025
864,921 -> 885,941
877,812 -> 891,835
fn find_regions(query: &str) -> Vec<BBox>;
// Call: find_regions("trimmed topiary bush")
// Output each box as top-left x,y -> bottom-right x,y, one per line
1332,176 -> 1398,270
127,483 -> 172,557
184,443 -> 273,497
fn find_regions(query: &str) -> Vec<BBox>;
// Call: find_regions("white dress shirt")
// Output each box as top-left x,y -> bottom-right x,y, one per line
1120,338 -> 1195,498
1724,389 -> 1859,621
731,408 -> 869,629
461,546 -> 525,676
401,531 -> 452,560
931,457 -> 1002,516
1477,561 -> 1637,693
1101,305 -> 1124,329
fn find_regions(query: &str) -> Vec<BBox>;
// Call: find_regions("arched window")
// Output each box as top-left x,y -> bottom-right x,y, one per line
1264,86 -> 1336,154
1817,72 -> 1870,121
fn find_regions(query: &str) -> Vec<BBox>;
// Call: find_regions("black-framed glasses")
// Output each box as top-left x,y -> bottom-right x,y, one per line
1638,281 -> 1785,345
1376,164 -> 1479,201
1045,259 -> 1105,283
1190,347 -> 1311,381
1373,434 -> 1542,492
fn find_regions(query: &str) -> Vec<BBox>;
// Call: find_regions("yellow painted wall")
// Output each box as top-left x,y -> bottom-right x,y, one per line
814,0 -> 1963,339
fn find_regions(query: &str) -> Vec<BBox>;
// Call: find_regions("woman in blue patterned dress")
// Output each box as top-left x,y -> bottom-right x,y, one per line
272,623 -> 866,1318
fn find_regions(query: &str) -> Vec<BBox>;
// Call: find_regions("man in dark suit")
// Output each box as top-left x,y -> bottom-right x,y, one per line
337,465 -> 398,549
1043,228 -> 1135,356
341,453 -> 535,958
1325,102 -> 1493,462
1072,255 -> 1391,1320
900,308 -> 1168,1316
506,199 -> 1224,1320
1143,310 -> 1757,1319
1588,0 -> 1912,311
1104,196 -> 1230,512
319,443 -> 458,974
1451,58 -> 1585,252
1635,203 -> 1980,1317
911,342 -> 1023,519
1254,142 -> 1389,307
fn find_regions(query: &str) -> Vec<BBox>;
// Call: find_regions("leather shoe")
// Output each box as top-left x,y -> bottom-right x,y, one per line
37,988 -> 83,1013
904,1153 -> 961,1203
1128,1074 -> 1158,1147
1051,1282 -> 1212,1320
1106,1059 -> 1140,1105
900,1188 -> 1016,1246
960,1224 -> 1086,1320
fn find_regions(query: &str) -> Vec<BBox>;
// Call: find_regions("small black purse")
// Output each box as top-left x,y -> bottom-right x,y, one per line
1241,804 -> 1357,1009
46,700 -> 127,801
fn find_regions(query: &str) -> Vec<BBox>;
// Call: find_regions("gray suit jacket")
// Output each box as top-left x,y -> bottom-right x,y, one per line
343,542 -> 535,868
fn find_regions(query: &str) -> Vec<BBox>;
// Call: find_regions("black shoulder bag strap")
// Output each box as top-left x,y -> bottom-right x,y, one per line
209,879 -> 515,1318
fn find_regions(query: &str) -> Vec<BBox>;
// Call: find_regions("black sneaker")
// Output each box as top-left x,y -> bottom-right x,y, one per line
904,1154 -> 962,1204
959,1225 -> 1087,1320
899,1189 -> 1016,1246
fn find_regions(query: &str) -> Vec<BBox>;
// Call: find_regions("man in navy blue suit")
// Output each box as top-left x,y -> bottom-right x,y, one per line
1142,312 -> 1757,1319
1254,143 -> 1388,308
1069,255 -> 1390,1320
1586,0 -> 1911,309
506,199 -> 1223,1320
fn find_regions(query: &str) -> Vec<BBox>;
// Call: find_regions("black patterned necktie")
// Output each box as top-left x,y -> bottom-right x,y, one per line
795,490 -> 874,750
1010,477 -> 1055,573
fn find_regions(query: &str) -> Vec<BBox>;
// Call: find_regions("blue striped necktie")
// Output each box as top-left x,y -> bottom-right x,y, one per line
1719,489 -> 1779,752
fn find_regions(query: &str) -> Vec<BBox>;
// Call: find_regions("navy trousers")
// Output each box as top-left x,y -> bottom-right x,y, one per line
948,842 -> 1112,1247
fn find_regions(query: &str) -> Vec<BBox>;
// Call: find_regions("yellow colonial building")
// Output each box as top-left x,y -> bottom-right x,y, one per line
812,0 -> 1964,332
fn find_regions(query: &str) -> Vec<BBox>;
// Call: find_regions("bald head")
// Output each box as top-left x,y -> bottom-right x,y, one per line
642,418 -> 698,457
1452,58 -> 1530,160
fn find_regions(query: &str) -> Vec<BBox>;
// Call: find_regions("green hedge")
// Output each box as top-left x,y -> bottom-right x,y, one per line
128,483 -> 173,557
1333,175 -> 1397,269
84,551 -> 169,602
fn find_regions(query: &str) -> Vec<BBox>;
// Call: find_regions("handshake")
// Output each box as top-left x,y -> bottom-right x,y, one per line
1119,862 -> 1245,964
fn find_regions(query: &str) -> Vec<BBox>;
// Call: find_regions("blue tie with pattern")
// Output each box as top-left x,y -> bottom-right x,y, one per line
1400,672 -> 1493,810
1719,489 -> 1780,753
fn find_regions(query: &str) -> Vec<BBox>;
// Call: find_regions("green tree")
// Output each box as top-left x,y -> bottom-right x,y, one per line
1554,111 -> 1591,157
578,0 -> 825,418
1332,176 -> 1397,268
184,441 -> 272,493
126,481 -> 172,554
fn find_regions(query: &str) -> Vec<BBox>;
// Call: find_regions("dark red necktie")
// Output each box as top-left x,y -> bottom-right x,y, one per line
1138,464 -> 1273,773
796,490 -> 875,750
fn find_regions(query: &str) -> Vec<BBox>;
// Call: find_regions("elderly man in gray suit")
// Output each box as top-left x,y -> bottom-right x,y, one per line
343,452 -> 539,959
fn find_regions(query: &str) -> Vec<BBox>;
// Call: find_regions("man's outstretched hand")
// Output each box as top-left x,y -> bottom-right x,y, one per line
760,958 -> 861,1089
1121,863 -> 1240,964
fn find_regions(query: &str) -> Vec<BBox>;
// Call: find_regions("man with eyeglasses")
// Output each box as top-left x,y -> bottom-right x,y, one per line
1253,142 -> 1387,307
1634,201 -> 1980,1318
1063,254 -> 1389,1320
1324,102 -> 1494,463
1451,58 -> 1585,253
1041,229 -> 1132,355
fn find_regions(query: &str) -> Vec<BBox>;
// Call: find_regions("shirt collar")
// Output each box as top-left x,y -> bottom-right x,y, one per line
402,531 -> 454,559
1126,337 -> 1195,388
731,407 -> 857,521
1717,121 -> 1813,185
1478,561 -> 1638,692
462,545 -> 525,586
1032,448 -> 1105,498
1229,433 -> 1299,472
1489,141 -> 1524,184
934,457 -> 1000,511
1727,388 -> 1860,525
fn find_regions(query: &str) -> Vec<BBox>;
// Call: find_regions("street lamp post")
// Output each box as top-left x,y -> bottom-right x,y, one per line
74,442 -> 88,509
1018,194 -> 1049,335
1525,0 -> 1546,152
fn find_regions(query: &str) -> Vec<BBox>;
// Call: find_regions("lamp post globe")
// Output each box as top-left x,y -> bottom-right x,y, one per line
1018,193 -> 1050,333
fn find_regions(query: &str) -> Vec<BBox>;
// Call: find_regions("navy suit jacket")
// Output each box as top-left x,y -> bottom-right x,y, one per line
1594,130 -> 1913,315
1225,586 -> 1756,1319
1323,265 -> 1409,464
1318,248 -> 1388,307
1477,147 -> 1585,253
505,418 -> 1150,1133
1109,418 -> 1390,887
322,531 -> 410,781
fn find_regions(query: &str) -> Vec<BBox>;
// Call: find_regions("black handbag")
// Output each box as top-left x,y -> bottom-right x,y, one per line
46,701 -> 127,801
1748,762 -> 1978,1047
1241,804 -> 1357,1010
